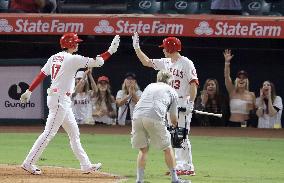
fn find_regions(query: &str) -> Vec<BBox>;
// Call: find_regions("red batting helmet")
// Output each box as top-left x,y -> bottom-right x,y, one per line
60,33 -> 83,49
159,37 -> 181,54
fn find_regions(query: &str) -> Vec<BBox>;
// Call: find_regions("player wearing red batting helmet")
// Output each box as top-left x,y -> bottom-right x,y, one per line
60,33 -> 83,49
20,33 -> 120,175
132,32 -> 198,177
159,37 -> 182,54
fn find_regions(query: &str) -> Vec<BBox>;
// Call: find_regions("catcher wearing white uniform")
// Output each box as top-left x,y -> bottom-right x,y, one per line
20,33 -> 120,175
132,32 -> 198,176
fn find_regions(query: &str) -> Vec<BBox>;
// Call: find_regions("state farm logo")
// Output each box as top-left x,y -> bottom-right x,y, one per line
13,19 -> 83,33
194,21 -> 213,35
0,19 -> 13,32
175,1 -> 188,10
194,21 -> 281,37
248,1 -> 261,11
93,20 -> 114,33
93,20 -> 183,35
139,0 -> 152,9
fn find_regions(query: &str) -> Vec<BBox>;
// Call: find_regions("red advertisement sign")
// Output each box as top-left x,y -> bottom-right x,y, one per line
0,13 -> 283,39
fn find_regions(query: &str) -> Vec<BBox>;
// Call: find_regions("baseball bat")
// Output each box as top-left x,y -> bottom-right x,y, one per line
193,110 -> 222,118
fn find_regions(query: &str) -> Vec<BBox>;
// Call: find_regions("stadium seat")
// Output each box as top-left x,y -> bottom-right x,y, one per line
269,0 -> 284,16
242,0 -> 272,15
161,0 -> 199,14
58,0 -> 127,14
0,0 -> 8,12
127,0 -> 161,14
198,0 -> 211,14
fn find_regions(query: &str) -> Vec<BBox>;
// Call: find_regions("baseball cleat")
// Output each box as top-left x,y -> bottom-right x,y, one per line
82,163 -> 102,174
21,163 -> 42,175
172,178 -> 191,183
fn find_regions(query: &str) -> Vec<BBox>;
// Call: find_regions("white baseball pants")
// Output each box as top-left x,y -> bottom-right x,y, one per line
174,112 -> 194,171
23,94 -> 93,170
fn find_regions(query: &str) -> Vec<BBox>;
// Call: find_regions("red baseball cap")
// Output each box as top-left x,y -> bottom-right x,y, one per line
98,76 -> 109,83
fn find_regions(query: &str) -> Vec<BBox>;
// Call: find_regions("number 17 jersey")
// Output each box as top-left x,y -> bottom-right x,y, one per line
41,51 -> 101,93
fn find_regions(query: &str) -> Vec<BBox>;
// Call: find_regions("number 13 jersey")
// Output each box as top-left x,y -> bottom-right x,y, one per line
150,56 -> 198,98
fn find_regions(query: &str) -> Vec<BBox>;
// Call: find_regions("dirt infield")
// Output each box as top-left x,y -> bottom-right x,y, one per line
0,125 -> 283,183
1,124 -> 283,138
0,164 -> 124,183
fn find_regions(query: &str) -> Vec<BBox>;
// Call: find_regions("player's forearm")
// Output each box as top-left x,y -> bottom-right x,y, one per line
135,48 -> 153,67
188,83 -> 197,102
170,114 -> 178,127
100,51 -> 111,62
28,71 -> 47,92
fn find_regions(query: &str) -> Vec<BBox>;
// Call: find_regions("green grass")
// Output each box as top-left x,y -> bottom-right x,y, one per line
0,133 -> 284,183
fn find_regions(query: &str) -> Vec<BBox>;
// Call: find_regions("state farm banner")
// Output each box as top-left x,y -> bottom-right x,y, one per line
0,13 -> 284,39
0,66 -> 44,119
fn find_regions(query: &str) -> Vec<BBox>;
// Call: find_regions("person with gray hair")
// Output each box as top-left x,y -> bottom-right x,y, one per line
156,69 -> 173,84
131,70 -> 190,183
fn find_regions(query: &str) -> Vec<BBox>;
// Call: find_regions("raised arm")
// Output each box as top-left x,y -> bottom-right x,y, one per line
266,89 -> 278,117
74,70 -> 89,93
223,49 -> 235,94
88,35 -> 120,68
87,68 -> 98,93
132,32 -> 155,68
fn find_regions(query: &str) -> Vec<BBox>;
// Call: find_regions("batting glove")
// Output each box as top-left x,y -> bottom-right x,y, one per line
20,89 -> 32,103
108,35 -> 120,55
132,32 -> 140,50
95,55 -> 104,67
185,100 -> 194,115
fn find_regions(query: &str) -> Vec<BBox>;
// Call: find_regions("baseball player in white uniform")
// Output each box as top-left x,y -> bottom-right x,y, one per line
132,32 -> 198,176
132,70 -> 189,183
20,33 -> 120,175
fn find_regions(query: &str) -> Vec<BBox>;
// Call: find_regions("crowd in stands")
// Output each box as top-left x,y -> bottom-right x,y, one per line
70,49 -> 282,129
0,1 -> 282,128
1,0 -> 284,16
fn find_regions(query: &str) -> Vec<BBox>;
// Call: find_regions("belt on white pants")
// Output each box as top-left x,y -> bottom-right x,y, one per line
47,88 -> 71,96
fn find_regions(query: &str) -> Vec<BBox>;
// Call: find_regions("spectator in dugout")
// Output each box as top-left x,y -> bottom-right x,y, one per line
194,78 -> 229,126
71,70 -> 93,125
91,75 -> 117,125
256,81 -> 283,128
9,0 -> 57,13
223,49 -> 256,127
116,72 -> 142,126
211,0 -> 242,15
